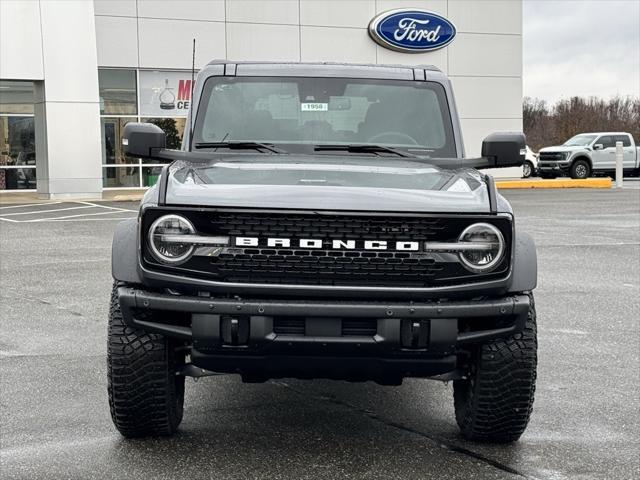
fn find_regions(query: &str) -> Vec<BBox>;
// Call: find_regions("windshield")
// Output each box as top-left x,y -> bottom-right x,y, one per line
563,134 -> 597,147
193,76 -> 456,157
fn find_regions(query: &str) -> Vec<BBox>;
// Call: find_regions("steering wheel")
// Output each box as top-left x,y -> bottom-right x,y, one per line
367,132 -> 419,145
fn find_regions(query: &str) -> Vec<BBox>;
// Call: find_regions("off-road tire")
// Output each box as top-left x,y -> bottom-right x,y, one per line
453,293 -> 537,443
570,159 -> 591,179
107,282 -> 185,438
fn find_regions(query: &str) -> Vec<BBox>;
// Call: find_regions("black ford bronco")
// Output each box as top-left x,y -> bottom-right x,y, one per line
109,61 -> 537,442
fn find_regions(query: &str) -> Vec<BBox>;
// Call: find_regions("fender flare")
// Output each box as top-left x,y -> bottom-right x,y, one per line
571,155 -> 593,170
508,230 -> 537,293
111,218 -> 142,284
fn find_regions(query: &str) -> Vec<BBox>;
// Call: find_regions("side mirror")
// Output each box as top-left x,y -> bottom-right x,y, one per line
481,132 -> 526,168
593,144 -> 604,150
122,122 -> 166,158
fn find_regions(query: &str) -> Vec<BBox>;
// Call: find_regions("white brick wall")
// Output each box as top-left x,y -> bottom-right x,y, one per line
93,0 -> 523,157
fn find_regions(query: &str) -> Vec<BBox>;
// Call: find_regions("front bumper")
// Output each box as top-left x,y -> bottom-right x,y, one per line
117,287 -> 530,381
538,161 -> 571,173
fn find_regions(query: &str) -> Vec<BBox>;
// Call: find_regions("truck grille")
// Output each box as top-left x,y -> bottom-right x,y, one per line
212,212 -> 446,239
539,152 -> 565,161
214,248 -> 445,285
142,209 -> 512,288
212,213 -> 451,286
342,319 -> 377,336
273,317 -> 305,335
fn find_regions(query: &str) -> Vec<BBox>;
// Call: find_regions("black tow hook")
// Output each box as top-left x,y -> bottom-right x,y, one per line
400,319 -> 430,348
220,315 -> 250,345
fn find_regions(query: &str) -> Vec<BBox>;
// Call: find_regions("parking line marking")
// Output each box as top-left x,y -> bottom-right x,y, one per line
48,216 -> 136,222
76,201 -> 138,212
0,201 -> 63,210
0,201 -> 139,223
29,210 -> 136,222
0,205 -> 95,217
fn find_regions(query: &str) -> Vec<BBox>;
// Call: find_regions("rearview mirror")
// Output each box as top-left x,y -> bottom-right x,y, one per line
593,143 -> 603,150
481,132 -> 526,168
122,122 -> 166,158
329,97 -> 352,111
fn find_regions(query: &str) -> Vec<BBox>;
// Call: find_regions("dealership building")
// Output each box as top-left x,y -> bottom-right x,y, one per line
0,0 -> 522,198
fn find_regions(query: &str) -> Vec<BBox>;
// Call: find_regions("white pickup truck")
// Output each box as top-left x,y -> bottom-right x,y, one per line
537,132 -> 640,179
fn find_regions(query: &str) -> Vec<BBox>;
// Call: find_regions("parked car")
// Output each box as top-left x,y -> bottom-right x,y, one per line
538,132 -> 640,179
109,61 -> 537,443
522,146 -> 538,178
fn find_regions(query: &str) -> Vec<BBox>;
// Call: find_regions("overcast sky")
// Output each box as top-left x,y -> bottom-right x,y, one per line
523,0 -> 640,103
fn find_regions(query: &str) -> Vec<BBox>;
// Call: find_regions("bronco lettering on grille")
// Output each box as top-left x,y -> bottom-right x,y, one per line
234,237 -> 421,251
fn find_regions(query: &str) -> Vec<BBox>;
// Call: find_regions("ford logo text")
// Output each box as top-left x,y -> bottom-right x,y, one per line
368,9 -> 456,53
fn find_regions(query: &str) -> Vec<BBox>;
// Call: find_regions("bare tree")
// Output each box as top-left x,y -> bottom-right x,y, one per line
523,96 -> 640,151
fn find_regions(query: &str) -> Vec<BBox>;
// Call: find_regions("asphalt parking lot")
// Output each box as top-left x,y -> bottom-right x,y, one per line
1,187 -> 639,480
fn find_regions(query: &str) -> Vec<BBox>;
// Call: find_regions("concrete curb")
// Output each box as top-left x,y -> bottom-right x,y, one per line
111,194 -> 144,202
495,178 -> 612,189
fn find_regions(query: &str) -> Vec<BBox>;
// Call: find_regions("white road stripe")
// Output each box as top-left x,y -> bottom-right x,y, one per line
0,201 -> 63,210
0,205 -> 95,216
1,213 -> 137,223
0,201 -> 138,223
48,216 -> 136,222
29,210 -> 136,222
76,201 -> 137,212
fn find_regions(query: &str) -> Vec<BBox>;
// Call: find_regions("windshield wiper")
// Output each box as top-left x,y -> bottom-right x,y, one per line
314,144 -> 417,158
194,141 -> 287,154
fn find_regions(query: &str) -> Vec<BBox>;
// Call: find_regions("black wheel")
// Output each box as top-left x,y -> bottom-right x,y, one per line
522,161 -> 534,178
570,160 -> 591,179
107,282 -> 185,438
453,293 -> 537,443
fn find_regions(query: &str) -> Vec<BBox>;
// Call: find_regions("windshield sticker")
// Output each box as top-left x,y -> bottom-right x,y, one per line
301,103 -> 328,112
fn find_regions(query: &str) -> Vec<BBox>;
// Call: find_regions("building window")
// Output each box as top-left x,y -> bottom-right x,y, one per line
0,80 -> 36,190
101,116 -> 139,188
141,118 -> 185,150
139,71 -> 193,117
99,69 -> 190,189
102,165 -> 140,188
99,69 -> 137,115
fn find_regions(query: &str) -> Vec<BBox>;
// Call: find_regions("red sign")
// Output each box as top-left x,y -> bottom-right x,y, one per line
178,80 -> 192,101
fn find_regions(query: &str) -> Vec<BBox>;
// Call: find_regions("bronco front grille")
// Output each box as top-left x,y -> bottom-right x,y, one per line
213,213 -> 446,239
142,209 -> 512,288
213,247 -> 445,285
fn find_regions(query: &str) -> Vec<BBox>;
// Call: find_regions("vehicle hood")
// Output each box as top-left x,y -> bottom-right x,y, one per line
539,145 -> 586,153
163,154 -> 494,213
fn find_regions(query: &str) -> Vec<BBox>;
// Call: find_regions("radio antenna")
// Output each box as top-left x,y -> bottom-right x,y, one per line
190,38 -> 196,102
189,38 -> 196,150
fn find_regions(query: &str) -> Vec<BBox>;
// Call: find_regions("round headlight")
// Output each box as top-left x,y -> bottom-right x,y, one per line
457,223 -> 505,273
148,214 -> 195,264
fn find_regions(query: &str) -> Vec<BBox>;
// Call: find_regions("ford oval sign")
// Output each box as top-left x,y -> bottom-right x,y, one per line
368,9 -> 457,53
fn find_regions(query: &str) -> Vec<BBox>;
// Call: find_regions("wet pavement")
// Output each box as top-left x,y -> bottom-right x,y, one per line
1,187 -> 639,479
